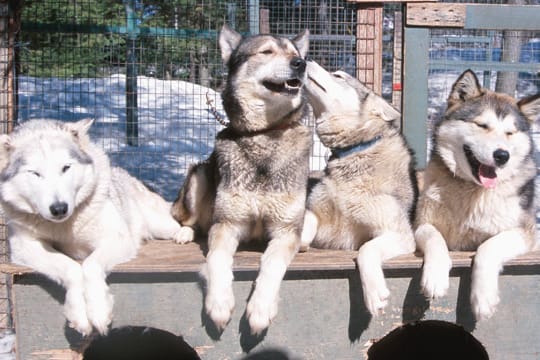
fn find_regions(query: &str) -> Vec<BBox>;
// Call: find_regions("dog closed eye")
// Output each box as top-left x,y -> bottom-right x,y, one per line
27,170 -> 41,178
475,123 -> 489,130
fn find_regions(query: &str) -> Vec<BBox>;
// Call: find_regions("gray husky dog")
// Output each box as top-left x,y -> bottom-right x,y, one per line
0,119 -> 185,335
415,70 -> 540,320
300,61 -> 418,316
171,25 -> 311,334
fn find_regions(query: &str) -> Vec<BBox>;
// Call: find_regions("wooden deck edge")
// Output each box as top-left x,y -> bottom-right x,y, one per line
1,240 -> 540,276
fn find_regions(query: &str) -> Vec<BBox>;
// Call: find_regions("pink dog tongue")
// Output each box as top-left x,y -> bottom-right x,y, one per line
478,164 -> 497,189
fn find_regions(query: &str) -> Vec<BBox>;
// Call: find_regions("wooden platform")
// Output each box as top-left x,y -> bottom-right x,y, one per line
3,240 -> 540,359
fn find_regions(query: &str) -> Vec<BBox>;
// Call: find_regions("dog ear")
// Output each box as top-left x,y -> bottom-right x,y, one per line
0,134 -> 12,173
219,24 -> 242,65
293,29 -> 310,59
66,118 -> 94,139
448,69 -> 483,105
518,93 -> 540,124
367,94 -> 401,122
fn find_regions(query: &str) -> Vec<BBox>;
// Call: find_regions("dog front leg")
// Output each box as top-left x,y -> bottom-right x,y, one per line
357,231 -> 413,316
415,223 -> 452,299
471,229 -> 530,321
202,222 -> 240,331
299,209 -> 318,251
81,227 -> 139,335
9,233 -> 92,335
246,230 -> 299,335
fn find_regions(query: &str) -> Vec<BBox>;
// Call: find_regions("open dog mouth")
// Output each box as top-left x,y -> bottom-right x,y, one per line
463,145 -> 497,189
262,78 -> 302,94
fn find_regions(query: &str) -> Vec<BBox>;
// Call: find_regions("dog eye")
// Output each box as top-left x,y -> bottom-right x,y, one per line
28,170 -> 41,178
505,131 -> 514,136
332,73 -> 344,79
62,165 -> 71,173
475,123 -> 489,130
260,49 -> 273,55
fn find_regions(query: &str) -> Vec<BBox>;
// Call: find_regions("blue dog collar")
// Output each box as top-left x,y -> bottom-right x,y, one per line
331,135 -> 381,159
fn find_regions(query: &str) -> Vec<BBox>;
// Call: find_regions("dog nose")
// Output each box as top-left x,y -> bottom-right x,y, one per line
290,57 -> 306,72
493,149 -> 509,166
50,202 -> 68,217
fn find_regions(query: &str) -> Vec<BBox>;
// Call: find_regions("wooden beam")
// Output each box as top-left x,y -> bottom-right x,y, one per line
0,0 -> 19,134
392,10 -> 403,111
259,8 -> 269,34
406,3 -> 466,28
3,240 -> 540,275
356,4 -> 383,94
407,3 -> 540,29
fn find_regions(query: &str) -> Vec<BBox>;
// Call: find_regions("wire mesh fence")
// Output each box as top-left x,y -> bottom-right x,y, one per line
0,0 -> 538,338
427,28 -> 540,134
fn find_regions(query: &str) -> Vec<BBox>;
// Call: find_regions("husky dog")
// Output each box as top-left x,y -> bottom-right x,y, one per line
0,119 -> 186,335
300,61 -> 418,316
171,25 -> 311,334
415,70 -> 540,320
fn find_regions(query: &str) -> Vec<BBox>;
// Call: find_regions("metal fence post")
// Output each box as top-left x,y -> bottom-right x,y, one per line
125,0 -> 138,146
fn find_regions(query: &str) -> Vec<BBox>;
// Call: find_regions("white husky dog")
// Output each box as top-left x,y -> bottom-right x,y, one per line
0,119 -> 186,335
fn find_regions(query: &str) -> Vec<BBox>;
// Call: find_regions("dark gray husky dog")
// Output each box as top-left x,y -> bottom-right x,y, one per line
171,25 -> 311,334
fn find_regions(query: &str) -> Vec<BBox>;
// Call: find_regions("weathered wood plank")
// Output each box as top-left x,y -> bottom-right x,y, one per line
11,263 -> 540,359
406,3 -> 466,28
2,240 -> 540,275
407,3 -> 540,29
356,4 -> 383,94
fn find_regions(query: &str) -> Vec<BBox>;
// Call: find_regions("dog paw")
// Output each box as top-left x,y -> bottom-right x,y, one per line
471,289 -> 499,321
65,309 -> 93,336
364,285 -> 390,316
85,289 -> 114,335
173,226 -> 195,244
421,258 -> 451,299
471,273 -> 500,321
246,294 -> 278,335
205,288 -> 235,331
64,287 -> 92,336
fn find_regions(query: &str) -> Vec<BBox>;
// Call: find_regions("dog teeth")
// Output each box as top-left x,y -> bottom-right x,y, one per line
285,79 -> 301,89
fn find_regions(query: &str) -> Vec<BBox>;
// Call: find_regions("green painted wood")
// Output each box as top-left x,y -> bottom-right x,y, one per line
465,5 -> 540,30
430,60 -> 540,73
11,265 -> 540,359
402,27 -> 430,168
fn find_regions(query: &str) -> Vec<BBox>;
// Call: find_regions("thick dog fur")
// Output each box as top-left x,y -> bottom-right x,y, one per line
0,119 -> 185,335
171,25 -> 311,334
300,61 -> 418,316
415,70 -> 540,320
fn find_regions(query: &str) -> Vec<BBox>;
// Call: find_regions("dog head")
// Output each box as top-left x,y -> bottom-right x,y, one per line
305,60 -> 400,149
219,24 -> 309,132
435,69 -> 540,188
0,119 -> 97,223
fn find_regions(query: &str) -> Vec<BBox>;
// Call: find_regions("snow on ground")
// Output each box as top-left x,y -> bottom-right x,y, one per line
17,74 -> 329,201
18,75 -> 227,201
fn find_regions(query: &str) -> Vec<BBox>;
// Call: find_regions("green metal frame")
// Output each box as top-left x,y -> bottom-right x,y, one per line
402,4 -> 540,168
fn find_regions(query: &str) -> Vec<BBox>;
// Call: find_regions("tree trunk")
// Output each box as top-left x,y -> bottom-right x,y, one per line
494,0 -> 526,95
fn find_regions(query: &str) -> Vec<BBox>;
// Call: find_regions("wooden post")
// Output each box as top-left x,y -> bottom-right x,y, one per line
392,10 -> 403,112
355,4 -> 383,95
0,0 -> 19,134
259,8 -> 270,34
